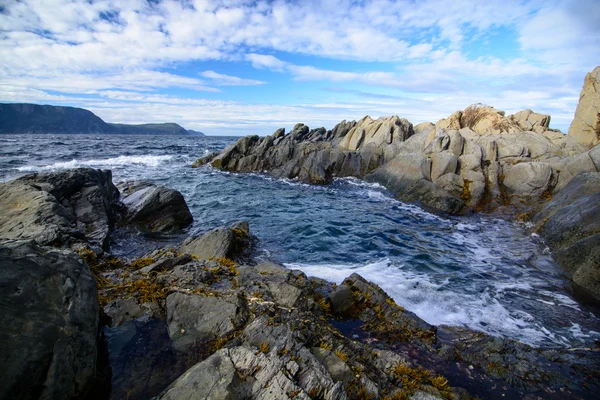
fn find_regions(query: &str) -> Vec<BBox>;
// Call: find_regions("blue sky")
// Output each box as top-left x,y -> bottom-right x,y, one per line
0,0 -> 599,136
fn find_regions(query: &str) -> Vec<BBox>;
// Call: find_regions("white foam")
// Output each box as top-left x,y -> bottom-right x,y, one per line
17,154 -> 174,172
285,259 -> 580,347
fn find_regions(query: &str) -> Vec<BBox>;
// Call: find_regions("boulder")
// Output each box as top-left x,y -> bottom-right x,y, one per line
0,240 -> 99,399
502,162 -> 556,198
568,66 -> 600,147
508,109 -> 551,132
179,226 -> 233,260
118,181 -> 193,232
0,169 -> 117,249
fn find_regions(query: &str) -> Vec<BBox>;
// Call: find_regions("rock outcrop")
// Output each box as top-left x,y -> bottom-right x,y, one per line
118,181 -> 193,233
200,104 -> 594,215
80,224 -> 600,400
0,240 -> 99,399
0,168 -> 118,250
569,66 -> 600,147
533,172 -> 600,297
198,69 -> 600,299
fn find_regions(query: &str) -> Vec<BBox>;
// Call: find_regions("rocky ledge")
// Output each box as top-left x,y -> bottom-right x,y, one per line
1,168 -> 599,400
197,67 -> 600,302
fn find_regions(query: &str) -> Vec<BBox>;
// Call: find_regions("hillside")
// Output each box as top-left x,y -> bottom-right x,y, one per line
0,103 -> 204,136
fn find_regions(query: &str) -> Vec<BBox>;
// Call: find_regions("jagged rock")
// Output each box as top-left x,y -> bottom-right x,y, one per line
166,292 -> 249,349
0,240 -> 99,399
338,115 -> 413,151
508,109 -> 551,132
192,151 -> 219,168
0,168 -> 117,249
118,181 -> 193,232
569,66 -> 600,147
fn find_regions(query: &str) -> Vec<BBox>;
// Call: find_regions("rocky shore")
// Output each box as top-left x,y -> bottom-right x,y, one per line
198,66 -> 600,303
0,67 -> 598,400
0,166 -> 598,400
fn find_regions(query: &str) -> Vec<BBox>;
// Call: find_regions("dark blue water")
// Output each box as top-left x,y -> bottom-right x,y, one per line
1,134 -> 599,348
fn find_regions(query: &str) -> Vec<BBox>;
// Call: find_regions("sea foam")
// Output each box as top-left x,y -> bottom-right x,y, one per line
17,154 -> 174,172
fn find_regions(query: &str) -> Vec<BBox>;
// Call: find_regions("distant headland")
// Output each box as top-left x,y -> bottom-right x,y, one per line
0,103 -> 205,136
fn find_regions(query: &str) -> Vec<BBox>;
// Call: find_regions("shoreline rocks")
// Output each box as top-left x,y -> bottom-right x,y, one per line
197,67 -> 600,302
1,168 -> 599,399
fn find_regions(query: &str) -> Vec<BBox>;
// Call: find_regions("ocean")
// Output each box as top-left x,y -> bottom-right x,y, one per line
1,133 -> 599,348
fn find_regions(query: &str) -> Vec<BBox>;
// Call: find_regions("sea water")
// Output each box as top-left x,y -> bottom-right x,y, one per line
1,134 -> 599,348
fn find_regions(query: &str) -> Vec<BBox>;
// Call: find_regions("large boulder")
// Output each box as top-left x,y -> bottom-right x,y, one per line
118,181 -> 193,232
0,240 -> 99,399
568,66 -> 600,147
179,226 -> 233,260
0,169 -> 117,249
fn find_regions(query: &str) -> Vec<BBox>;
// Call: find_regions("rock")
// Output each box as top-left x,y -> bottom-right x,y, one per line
192,151 -> 219,168
508,109 -> 551,132
180,226 -> 233,260
118,181 -> 193,232
459,105 -> 513,135
166,292 -> 249,348
159,349 -> 240,400
568,66 -> 600,147
430,151 -> 458,181
310,348 -> 354,385
104,298 -> 145,327
0,240 -> 99,399
435,111 -> 462,131
0,168 -> 117,249
338,115 -> 413,151
502,162 -> 556,198
535,172 -> 600,299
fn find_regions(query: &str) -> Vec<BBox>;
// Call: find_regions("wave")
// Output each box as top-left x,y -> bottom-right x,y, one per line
284,259 -> 598,347
17,154 -> 175,172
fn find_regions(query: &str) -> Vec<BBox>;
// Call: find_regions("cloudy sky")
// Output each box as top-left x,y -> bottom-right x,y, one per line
1,0 -> 599,135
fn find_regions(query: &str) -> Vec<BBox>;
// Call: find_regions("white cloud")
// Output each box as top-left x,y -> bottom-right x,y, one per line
0,0 -> 597,135
200,70 -> 265,86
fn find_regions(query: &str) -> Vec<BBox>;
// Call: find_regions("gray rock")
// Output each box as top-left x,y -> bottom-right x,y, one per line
180,226 -> 233,260
104,298 -> 145,327
159,349 -> 240,400
311,348 -> 354,385
119,181 -> 193,232
0,240 -> 99,399
166,292 -> 249,348
430,151 -> 458,181
535,172 -> 600,299
0,168 -> 117,249
502,162 -> 556,198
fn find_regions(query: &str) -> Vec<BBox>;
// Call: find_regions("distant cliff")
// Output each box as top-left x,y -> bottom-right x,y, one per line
0,103 -> 205,136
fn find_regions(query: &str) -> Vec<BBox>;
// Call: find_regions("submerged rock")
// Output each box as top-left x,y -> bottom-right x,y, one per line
0,240 -> 99,400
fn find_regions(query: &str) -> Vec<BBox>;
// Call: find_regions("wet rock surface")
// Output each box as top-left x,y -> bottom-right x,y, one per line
117,181 -> 193,233
0,240 -> 99,400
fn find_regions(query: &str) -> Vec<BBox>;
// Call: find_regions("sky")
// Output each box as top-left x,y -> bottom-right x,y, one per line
0,0 -> 599,136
